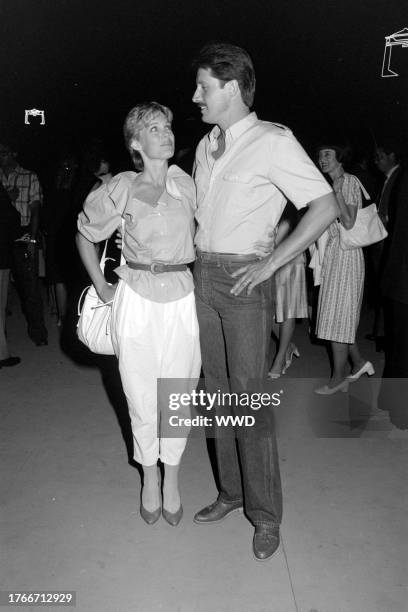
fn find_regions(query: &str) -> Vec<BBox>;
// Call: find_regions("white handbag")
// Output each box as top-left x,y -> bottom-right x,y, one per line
77,230 -> 124,355
339,179 -> 388,250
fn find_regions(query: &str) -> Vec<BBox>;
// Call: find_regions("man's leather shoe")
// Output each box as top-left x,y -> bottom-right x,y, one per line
0,356 -> 21,367
253,525 -> 280,561
193,498 -> 243,524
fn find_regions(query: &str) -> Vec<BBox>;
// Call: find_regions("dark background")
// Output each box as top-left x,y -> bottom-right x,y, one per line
0,0 -> 407,175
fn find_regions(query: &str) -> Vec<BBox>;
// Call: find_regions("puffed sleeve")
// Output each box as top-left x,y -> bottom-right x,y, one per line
168,165 -> 197,212
77,172 -> 135,243
345,174 -> 362,208
176,173 -> 197,212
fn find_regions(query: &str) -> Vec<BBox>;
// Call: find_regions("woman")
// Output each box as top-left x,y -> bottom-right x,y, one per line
76,102 -> 201,525
315,145 -> 373,394
267,204 -> 307,379
44,153 -> 79,325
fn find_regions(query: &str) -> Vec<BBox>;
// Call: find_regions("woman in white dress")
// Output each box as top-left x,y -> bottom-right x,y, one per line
315,145 -> 373,394
76,102 -> 201,525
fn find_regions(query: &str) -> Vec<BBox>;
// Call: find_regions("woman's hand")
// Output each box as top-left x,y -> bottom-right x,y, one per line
98,282 -> 118,304
333,175 -> 345,194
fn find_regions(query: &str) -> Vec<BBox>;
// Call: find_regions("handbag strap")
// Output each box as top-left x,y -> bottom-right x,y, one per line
353,176 -> 371,202
119,217 -> 126,266
99,239 -> 109,273
99,217 -> 126,273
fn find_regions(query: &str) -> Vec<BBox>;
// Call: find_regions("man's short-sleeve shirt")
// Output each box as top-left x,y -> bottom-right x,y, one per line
194,112 -> 332,254
0,165 -> 43,227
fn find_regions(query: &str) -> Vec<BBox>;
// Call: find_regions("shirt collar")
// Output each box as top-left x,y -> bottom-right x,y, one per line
386,164 -> 400,180
0,164 -> 22,179
208,112 -> 257,147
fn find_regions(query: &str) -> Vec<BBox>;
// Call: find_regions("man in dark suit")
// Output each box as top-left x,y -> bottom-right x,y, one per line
378,162 -> 408,436
366,140 -> 403,344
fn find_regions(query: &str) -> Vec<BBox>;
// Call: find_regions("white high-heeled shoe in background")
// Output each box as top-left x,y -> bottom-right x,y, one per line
347,361 -> 375,382
267,344 -> 300,380
283,344 -> 300,374
314,379 -> 349,395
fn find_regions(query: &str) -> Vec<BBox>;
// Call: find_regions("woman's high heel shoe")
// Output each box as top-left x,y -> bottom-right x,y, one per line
314,380 -> 349,395
140,503 -> 161,525
162,505 -> 183,527
267,344 -> 300,379
282,344 -> 300,375
347,361 -> 375,381
267,361 -> 285,379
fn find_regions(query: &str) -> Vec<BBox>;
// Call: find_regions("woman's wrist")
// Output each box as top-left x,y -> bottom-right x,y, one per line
96,280 -> 110,294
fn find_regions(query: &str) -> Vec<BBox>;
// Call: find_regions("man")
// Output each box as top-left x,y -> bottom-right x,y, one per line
0,182 -> 21,367
191,42 -> 339,561
367,139 -> 403,344
374,140 -> 402,228
0,142 -> 47,346
377,153 -> 408,437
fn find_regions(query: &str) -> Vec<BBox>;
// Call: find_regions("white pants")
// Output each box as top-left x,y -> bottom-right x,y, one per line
111,281 -> 201,466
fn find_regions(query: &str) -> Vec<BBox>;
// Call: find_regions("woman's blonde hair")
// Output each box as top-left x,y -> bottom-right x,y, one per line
123,102 -> 173,171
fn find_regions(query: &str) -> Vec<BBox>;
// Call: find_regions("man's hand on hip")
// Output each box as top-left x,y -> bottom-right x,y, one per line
230,257 -> 274,296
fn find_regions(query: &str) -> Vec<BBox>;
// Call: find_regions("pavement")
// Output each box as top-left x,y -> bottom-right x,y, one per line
1,284 -> 407,612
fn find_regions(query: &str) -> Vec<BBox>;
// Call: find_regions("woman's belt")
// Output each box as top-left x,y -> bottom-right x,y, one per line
126,261 -> 188,274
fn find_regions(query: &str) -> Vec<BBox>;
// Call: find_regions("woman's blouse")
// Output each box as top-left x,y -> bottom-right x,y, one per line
328,172 -> 362,239
77,165 -> 196,302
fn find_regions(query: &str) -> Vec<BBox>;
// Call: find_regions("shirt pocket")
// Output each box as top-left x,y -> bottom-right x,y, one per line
221,172 -> 256,210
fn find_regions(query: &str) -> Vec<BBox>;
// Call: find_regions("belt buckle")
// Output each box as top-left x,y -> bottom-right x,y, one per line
150,262 -> 164,274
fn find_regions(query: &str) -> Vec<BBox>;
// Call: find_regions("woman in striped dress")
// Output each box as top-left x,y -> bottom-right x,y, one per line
315,145 -> 373,394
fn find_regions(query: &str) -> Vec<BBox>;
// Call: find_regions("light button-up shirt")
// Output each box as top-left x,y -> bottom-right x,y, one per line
78,165 -> 196,302
194,112 -> 332,254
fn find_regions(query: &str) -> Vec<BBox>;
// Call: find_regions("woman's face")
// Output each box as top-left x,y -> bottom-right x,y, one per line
318,149 -> 342,174
131,112 -> 175,161
96,159 -> 110,176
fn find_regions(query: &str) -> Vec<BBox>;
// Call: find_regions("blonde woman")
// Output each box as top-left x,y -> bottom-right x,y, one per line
77,102 -> 201,525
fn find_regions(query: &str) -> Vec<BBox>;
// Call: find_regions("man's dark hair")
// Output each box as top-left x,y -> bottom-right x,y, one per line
193,42 -> 256,108
0,139 -> 18,156
376,137 -> 401,162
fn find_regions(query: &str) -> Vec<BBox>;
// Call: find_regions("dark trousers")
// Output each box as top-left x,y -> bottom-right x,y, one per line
378,297 -> 408,428
194,254 -> 282,528
12,243 -> 47,344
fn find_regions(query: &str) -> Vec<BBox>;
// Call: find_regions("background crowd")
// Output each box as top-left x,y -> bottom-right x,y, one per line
0,129 -> 407,434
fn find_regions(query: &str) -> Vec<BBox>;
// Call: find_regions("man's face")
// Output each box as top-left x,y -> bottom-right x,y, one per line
374,148 -> 396,175
192,68 -> 231,125
0,145 -> 14,169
